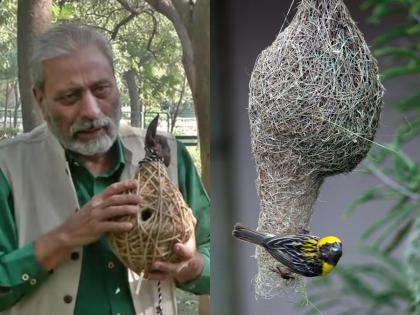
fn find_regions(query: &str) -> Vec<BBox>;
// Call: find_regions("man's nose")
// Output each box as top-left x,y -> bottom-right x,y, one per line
79,91 -> 102,119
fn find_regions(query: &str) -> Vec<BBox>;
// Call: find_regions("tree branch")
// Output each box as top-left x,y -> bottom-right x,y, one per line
144,10 -> 158,59
109,0 -> 151,40
116,0 -> 145,14
171,75 -> 186,133
110,12 -> 137,40
363,160 -> 420,201
144,0 -> 195,93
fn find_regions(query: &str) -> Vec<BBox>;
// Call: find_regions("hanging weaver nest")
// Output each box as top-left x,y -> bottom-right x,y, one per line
108,116 -> 194,275
248,0 -> 384,298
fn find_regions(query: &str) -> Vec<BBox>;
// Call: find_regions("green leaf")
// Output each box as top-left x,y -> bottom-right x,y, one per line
372,24 -> 417,47
410,2 -> 420,16
381,64 -> 420,81
372,205 -> 415,249
368,3 -> 400,24
52,4 -> 60,18
374,47 -> 420,62
392,148 -> 416,179
361,202 -> 412,240
361,0 -> 379,11
407,23 -> 420,35
393,92 -> 420,112
384,219 -> 414,252
358,245 -> 404,272
367,147 -> 393,166
384,221 -> 413,253
344,186 -> 396,218
336,267 -> 381,302
351,263 -> 407,291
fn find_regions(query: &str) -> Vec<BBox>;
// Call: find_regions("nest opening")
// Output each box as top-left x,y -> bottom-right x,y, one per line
140,208 -> 154,222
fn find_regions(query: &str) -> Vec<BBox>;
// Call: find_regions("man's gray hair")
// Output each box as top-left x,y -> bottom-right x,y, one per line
32,23 -> 114,90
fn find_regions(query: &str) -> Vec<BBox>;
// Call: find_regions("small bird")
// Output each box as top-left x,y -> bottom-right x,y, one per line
232,223 -> 342,279
144,114 -> 171,167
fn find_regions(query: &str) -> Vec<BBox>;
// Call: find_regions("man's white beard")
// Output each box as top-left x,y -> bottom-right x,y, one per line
43,103 -> 121,156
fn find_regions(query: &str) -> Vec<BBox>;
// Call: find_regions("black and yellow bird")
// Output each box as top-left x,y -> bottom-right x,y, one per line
232,223 -> 342,279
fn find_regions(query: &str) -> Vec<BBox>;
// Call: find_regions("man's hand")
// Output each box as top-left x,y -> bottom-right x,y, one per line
145,214 -> 204,283
35,179 -> 140,271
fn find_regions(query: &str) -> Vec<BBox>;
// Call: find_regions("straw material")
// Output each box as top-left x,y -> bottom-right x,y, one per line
248,0 -> 384,297
108,161 -> 194,275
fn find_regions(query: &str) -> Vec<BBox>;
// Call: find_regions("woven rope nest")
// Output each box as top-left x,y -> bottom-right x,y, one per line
248,0 -> 384,298
109,143 -> 194,275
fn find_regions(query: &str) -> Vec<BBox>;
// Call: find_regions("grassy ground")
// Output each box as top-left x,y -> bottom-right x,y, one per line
176,289 -> 199,315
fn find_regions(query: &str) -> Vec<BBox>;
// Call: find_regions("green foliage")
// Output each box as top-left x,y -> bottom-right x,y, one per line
303,247 -> 412,315
0,127 -> 21,140
0,0 -> 17,81
0,0 -> 194,134
56,0 -> 191,121
366,0 -> 420,84
305,0 -> 420,313
52,3 -> 75,21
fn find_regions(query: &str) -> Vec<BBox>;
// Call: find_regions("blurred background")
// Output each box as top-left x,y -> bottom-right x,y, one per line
212,0 -> 420,314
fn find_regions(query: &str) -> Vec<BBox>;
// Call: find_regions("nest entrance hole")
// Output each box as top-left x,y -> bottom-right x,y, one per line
141,208 -> 154,222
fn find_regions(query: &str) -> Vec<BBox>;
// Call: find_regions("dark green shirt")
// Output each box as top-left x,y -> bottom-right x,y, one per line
0,138 -> 210,313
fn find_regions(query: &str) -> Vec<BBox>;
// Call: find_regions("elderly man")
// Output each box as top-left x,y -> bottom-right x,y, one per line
0,23 -> 210,315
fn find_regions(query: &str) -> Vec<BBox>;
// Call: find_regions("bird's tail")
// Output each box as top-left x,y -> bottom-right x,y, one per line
232,223 -> 267,246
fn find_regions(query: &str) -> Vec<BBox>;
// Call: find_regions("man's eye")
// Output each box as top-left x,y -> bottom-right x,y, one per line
60,93 -> 79,104
93,85 -> 110,97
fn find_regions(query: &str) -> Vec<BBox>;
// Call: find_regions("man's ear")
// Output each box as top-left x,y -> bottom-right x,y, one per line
32,87 -> 46,116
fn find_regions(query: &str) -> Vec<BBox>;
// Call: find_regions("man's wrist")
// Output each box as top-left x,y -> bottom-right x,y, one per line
34,228 -> 74,271
177,252 -> 204,284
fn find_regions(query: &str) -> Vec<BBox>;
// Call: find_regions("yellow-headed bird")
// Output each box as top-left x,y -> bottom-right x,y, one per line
232,223 -> 342,279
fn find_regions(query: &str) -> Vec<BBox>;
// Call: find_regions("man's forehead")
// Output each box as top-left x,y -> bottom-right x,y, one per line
42,45 -> 115,92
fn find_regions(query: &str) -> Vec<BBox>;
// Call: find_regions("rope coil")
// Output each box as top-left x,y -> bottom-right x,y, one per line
108,160 -> 194,275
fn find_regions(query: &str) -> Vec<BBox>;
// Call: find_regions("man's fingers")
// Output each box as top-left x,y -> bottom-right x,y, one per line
151,261 -> 184,276
145,270 -> 169,281
100,221 -> 134,233
173,242 -> 194,260
101,179 -> 138,198
101,205 -> 138,220
189,208 -> 197,227
102,193 -> 142,208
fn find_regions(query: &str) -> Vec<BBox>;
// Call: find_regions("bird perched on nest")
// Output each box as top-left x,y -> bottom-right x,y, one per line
143,114 -> 171,167
232,224 -> 342,279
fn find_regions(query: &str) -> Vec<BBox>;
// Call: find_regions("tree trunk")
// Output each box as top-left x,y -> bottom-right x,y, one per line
143,2 -> 210,313
188,0 -> 210,191
170,76 -> 186,133
145,0 -> 210,190
17,0 -> 52,132
123,69 -> 142,128
13,82 -> 20,129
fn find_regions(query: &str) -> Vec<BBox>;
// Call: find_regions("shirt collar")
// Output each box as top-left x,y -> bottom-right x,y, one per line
65,136 -> 127,176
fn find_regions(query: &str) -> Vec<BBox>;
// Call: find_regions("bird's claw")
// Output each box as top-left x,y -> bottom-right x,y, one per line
270,266 -> 295,280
